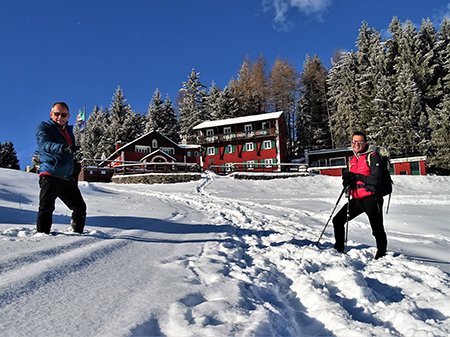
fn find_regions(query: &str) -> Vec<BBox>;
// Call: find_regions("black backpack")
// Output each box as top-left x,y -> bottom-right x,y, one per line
367,145 -> 393,212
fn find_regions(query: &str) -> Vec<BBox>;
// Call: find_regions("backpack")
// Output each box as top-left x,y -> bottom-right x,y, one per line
366,144 -> 393,213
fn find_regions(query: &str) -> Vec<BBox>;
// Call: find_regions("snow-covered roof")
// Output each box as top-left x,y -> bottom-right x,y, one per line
179,144 -> 201,149
193,111 -> 284,130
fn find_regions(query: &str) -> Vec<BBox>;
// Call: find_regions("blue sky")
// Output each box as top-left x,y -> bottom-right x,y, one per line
1,0 -> 449,167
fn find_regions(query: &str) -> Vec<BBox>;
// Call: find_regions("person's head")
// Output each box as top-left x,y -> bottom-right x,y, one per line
352,131 -> 368,153
50,102 -> 70,126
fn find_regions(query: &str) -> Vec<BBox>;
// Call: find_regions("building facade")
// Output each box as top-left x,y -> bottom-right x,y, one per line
306,148 -> 426,176
193,111 -> 288,172
105,131 -> 200,164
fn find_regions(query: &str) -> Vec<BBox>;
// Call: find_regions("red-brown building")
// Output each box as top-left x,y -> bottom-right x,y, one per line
104,131 -> 201,169
193,111 -> 288,172
306,147 -> 426,176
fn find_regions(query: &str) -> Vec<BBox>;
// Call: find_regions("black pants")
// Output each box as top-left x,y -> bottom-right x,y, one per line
36,175 -> 86,234
332,194 -> 387,253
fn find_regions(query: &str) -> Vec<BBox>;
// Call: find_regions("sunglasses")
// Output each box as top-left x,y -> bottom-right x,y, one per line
52,112 -> 69,117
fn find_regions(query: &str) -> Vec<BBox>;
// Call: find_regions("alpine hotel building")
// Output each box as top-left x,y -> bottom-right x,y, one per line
193,111 -> 288,172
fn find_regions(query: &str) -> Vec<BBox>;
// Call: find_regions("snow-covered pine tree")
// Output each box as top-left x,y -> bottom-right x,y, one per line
355,21 -> 383,133
178,69 -> 209,144
82,106 -> 110,160
145,88 -> 165,134
328,51 -> 360,147
208,82 -> 221,121
145,89 -> 180,143
161,94 -> 180,143
31,150 -> 40,170
429,17 -> 450,172
106,86 -> 137,154
0,141 -> 20,170
390,63 -> 423,156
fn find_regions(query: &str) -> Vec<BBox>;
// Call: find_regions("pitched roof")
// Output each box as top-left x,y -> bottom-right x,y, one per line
193,111 -> 284,130
104,131 -> 180,161
140,149 -> 176,162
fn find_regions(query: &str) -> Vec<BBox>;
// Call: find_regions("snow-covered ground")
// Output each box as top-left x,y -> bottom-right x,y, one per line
0,168 -> 449,337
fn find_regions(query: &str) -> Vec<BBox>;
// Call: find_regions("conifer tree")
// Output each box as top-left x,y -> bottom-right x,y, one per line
229,55 -> 269,116
146,89 -> 180,142
429,17 -> 450,172
328,51 -> 360,147
355,21 -> 384,132
106,86 -> 136,154
269,57 -> 299,156
0,141 -> 20,170
297,55 -> 332,151
161,94 -> 180,143
208,83 -> 239,121
82,106 -> 110,160
178,69 -> 209,143
229,57 -> 254,117
145,88 -> 165,133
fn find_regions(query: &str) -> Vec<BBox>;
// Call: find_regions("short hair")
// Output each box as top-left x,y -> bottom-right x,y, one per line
52,102 -> 69,112
353,131 -> 367,141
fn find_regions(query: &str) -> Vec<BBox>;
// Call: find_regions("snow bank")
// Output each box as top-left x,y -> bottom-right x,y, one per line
0,168 -> 449,336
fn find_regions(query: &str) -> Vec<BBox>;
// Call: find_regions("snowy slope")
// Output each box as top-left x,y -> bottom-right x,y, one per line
0,168 -> 449,336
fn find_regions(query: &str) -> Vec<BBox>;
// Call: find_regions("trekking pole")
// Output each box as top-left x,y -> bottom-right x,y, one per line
344,186 -> 350,253
316,186 -> 347,246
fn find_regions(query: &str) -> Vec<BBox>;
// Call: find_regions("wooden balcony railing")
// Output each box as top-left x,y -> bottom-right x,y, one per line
198,128 -> 277,144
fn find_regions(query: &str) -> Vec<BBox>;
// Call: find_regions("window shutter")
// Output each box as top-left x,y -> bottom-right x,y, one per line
272,140 -> 275,148
215,147 -> 218,155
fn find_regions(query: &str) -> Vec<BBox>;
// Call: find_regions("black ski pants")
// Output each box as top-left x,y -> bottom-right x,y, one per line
36,175 -> 86,234
332,194 -> 387,253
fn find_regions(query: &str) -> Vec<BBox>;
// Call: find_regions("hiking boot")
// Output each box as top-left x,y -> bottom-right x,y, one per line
375,250 -> 386,260
334,243 -> 345,253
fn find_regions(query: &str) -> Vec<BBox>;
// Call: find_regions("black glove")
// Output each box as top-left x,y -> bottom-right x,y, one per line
342,171 -> 357,188
63,145 -> 80,154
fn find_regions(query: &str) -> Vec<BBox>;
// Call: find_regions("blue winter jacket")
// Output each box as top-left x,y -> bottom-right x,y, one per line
36,119 -> 75,180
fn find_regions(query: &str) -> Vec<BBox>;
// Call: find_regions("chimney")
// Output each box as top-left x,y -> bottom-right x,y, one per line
115,141 -> 122,151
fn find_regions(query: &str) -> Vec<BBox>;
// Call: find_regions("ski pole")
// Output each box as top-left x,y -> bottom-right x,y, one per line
316,187 -> 346,246
344,186 -> 350,253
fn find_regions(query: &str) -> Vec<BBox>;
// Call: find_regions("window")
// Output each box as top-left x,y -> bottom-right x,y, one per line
330,157 -> 346,167
310,159 -> 327,167
160,147 -> 175,156
244,124 -> 252,132
225,162 -> 234,172
152,139 -> 158,148
264,159 -> 273,167
206,129 -> 214,136
245,161 -> 256,170
135,145 -> 151,154
226,144 -> 233,154
245,143 -> 254,151
263,140 -> 272,149
207,147 -> 215,155
224,127 -> 231,134
187,151 -> 192,157
262,122 -> 270,130
410,161 -> 420,175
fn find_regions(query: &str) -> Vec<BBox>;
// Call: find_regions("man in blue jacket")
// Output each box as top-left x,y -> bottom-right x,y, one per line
35,102 -> 86,234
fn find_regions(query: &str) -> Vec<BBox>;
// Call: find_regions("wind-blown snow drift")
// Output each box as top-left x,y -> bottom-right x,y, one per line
0,168 -> 449,336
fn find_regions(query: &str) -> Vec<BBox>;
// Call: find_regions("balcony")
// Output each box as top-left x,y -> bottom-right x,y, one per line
198,128 -> 277,144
